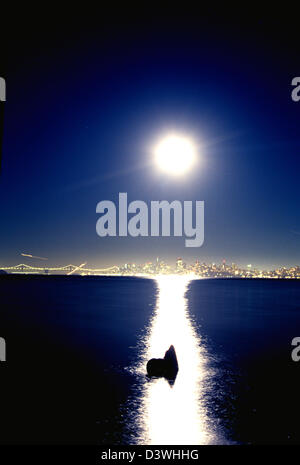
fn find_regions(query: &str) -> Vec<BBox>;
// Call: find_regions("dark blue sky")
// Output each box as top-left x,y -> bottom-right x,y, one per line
1,13 -> 299,268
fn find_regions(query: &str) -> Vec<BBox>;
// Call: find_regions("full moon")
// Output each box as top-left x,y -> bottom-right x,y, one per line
154,134 -> 197,176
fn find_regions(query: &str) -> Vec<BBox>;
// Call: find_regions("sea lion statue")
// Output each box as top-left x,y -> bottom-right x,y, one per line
146,345 -> 178,379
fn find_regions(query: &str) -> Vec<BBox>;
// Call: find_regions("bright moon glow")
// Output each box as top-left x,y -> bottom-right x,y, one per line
128,275 -> 226,445
154,135 -> 197,176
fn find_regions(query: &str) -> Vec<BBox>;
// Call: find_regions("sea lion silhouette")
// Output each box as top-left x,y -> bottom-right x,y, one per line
146,345 -> 178,379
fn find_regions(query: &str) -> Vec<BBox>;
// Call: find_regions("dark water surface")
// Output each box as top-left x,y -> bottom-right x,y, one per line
0,275 -> 299,444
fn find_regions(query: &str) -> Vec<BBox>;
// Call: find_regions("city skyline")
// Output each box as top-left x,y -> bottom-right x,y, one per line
1,257 -> 299,279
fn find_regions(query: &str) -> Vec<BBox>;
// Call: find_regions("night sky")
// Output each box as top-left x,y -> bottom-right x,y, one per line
1,11 -> 299,268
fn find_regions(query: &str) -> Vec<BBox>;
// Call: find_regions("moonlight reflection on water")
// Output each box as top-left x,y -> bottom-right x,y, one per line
128,275 -> 223,445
